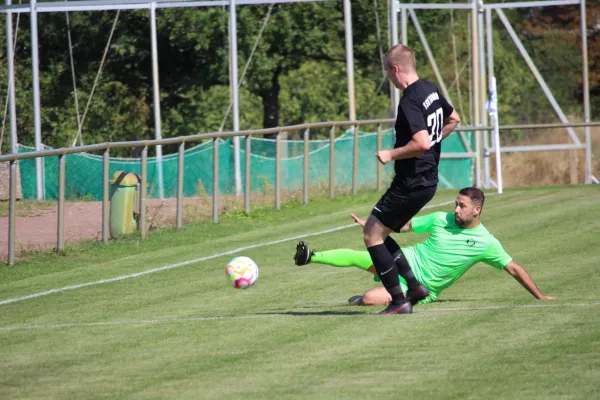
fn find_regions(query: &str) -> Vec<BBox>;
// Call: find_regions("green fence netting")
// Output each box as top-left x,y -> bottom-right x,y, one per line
17,129 -> 473,200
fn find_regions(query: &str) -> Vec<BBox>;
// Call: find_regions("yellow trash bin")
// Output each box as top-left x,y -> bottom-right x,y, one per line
109,171 -> 140,238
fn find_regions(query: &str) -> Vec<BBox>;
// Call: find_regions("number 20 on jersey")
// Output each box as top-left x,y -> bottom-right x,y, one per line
427,107 -> 443,145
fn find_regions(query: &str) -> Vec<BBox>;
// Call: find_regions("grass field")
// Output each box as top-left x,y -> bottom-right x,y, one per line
1,186 -> 600,399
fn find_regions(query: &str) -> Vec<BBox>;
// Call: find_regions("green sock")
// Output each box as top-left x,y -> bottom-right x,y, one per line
311,249 -> 373,271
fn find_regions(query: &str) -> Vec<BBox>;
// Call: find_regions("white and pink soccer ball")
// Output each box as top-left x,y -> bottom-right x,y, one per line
225,256 -> 259,289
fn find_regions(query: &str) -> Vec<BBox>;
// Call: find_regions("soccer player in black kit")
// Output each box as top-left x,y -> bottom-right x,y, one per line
364,44 -> 461,315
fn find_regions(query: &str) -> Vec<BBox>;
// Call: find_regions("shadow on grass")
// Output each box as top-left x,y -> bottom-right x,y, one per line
257,299 -> 482,316
431,298 -> 474,303
257,310 -> 366,317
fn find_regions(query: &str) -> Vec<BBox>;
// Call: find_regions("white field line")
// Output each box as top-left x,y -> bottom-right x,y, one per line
0,199 -> 459,307
427,302 -> 600,311
1,301 -> 599,332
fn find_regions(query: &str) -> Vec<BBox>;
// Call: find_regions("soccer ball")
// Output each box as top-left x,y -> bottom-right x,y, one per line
225,256 -> 259,289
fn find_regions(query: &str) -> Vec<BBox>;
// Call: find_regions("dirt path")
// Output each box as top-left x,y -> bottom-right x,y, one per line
0,191 -> 310,262
0,199 -> 181,262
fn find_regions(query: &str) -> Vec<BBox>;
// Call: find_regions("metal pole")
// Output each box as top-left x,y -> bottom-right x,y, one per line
472,0 -> 482,188
486,7 -> 494,107
150,2 -> 164,199
140,147 -> 148,237
468,17 -> 474,126
244,136 -> 251,213
390,1 -> 399,116
57,154 -> 65,254
483,130 -> 491,186
490,78 -> 503,194
7,160 -> 16,265
102,149 -> 109,243
275,134 -> 281,210
229,0 -> 242,196
486,8 -> 502,194
377,123 -> 383,191
303,129 -> 309,204
30,0 -> 44,200
493,118 -> 502,193
176,142 -> 184,230
401,5 -> 407,46
352,125 -> 359,195
213,138 -> 219,222
6,0 -> 18,266
492,143 -> 585,152
410,10 -> 451,101
400,5 -> 407,114
581,0 -> 592,184
482,0 -> 580,9
478,1 -> 486,126
6,0 -> 17,157
329,126 -> 335,198
343,0 -> 356,122
478,0 -> 490,188
1,0 -> 338,13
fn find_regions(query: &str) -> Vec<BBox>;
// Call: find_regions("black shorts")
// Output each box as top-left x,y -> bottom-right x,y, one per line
371,183 -> 437,232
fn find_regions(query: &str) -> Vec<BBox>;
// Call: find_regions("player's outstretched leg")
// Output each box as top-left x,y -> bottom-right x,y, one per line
294,243 -> 375,272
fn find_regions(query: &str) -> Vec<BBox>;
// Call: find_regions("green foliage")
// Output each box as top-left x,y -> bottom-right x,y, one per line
162,85 -> 263,137
0,2 -> 596,154
279,61 -> 391,126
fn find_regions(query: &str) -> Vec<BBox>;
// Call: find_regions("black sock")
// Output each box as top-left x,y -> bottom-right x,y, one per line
384,236 -> 420,291
367,243 -> 406,304
383,236 -> 401,258
394,251 -> 419,291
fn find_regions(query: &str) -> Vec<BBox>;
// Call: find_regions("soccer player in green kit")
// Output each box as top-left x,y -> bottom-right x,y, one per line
293,187 -> 555,307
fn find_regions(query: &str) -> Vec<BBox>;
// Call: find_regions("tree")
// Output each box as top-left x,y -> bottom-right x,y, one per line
1,0 -> 595,155
522,3 -> 600,119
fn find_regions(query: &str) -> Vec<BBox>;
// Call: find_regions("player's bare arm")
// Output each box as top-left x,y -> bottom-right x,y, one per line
441,109 -> 461,140
504,261 -> 556,300
375,130 -> 430,165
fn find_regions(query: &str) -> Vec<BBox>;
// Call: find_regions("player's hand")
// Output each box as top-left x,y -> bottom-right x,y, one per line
375,150 -> 393,165
350,213 -> 366,227
538,295 -> 556,300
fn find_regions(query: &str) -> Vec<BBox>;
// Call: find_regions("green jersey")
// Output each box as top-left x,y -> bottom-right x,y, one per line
402,212 -> 512,301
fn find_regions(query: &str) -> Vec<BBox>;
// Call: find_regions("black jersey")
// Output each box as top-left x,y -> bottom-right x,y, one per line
393,79 -> 454,188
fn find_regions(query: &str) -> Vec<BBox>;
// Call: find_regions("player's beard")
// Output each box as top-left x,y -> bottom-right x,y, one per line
455,215 -> 468,228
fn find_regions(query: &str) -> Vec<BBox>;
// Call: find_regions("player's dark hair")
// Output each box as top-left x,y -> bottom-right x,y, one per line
459,187 -> 485,209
